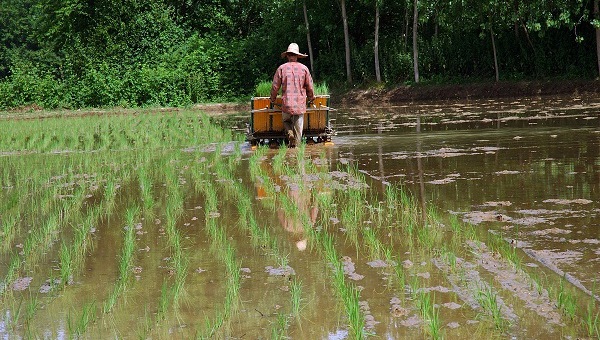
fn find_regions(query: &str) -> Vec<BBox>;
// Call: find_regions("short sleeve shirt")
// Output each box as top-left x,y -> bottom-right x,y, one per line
270,62 -> 315,115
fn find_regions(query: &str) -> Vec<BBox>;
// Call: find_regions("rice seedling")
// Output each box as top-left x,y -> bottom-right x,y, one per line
59,241 -> 73,286
0,213 -> 19,251
23,293 -> 38,319
556,277 -> 578,320
583,299 -> 600,338
3,298 -> 24,332
136,306 -> 154,339
272,145 -> 288,174
138,166 -> 155,212
417,290 -> 442,339
254,81 -> 277,97
290,278 -> 303,317
488,231 -> 522,270
157,280 -> 170,321
475,285 -> 508,331
67,301 -> 97,338
270,312 -> 289,340
314,82 -> 329,96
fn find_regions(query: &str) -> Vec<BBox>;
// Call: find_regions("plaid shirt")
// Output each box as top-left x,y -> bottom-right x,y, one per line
270,62 -> 315,115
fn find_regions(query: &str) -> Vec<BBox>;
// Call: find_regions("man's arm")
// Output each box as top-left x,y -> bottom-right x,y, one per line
305,69 -> 315,103
270,67 -> 282,103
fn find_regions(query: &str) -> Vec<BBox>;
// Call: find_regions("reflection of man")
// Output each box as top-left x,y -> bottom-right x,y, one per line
277,186 -> 318,251
270,43 -> 316,148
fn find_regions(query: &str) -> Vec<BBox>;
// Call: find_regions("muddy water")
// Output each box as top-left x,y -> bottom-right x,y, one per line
1,96 -> 599,339
328,97 -> 600,294
213,95 -> 600,338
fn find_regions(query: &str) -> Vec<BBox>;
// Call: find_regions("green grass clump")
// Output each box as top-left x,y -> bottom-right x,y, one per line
255,81 -> 275,97
314,82 -> 329,96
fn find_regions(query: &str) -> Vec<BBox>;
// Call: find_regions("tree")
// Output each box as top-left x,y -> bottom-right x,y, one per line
303,0 -> 315,77
412,0 -> 419,83
595,0 -> 600,76
340,0 -> 352,83
374,0 -> 382,82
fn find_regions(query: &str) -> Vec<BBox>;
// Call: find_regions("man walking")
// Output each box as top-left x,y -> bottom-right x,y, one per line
270,43 -> 315,148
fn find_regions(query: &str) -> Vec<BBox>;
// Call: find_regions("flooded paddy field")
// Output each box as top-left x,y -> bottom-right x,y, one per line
1,96 -> 599,339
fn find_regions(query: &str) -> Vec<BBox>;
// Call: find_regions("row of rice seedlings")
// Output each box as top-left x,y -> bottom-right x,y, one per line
555,277 -> 579,320
1,206 -> 64,296
59,204 -> 105,288
194,173 -> 242,338
163,162 -> 188,310
415,290 -> 442,339
210,151 -> 285,260
0,111 -> 234,154
474,284 -> 509,332
103,205 -> 140,314
484,226 -> 600,334
138,166 -> 155,212
320,232 -> 366,339
1,281 -> 38,334
0,213 -> 20,252
583,282 -> 600,338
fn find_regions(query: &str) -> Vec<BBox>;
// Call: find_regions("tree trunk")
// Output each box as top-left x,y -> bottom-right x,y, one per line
341,0 -> 352,83
374,0 -> 381,82
412,0 -> 419,83
595,0 -> 600,77
491,27 -> 499,82
303,0 -> 315,78
404,4 -> 410,48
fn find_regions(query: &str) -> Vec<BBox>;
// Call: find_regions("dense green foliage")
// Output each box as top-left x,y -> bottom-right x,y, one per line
0,0 -> 597,109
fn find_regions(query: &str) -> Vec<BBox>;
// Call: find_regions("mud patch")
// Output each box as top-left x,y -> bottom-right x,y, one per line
342,256 -> 364,281
462,211 -> 511,224
265,265 -> 295,277
530,228 -> 572,236
527,249 -> 583,265
466,240 -> 563,325
11,277 -> 33,291
542,199 -> 593,205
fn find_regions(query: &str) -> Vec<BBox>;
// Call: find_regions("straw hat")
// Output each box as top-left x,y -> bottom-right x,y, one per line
281,43 -> 308,58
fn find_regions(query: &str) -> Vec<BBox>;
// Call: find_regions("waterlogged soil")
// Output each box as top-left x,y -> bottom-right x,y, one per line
326,96 -> 600,293
1,94 -> 599,339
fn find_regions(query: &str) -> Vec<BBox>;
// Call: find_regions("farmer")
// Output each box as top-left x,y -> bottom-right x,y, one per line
270,43 -> 315,148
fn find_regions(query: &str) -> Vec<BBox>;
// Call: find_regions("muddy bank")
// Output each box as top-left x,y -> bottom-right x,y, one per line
337,79 -> 600,106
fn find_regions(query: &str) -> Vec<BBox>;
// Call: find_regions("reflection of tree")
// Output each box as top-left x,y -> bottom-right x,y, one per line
416,116 -> 427,222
